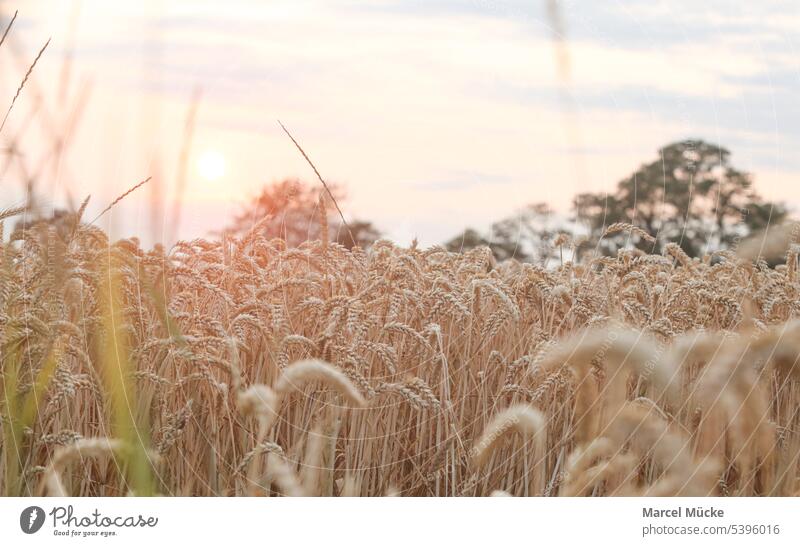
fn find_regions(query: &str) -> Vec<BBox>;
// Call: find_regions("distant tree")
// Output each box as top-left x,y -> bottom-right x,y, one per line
445,202 -> 566,263
225,178 -> 333,246
225,178 -> 380,249
574,140 -> 788,257
335,220 -> 381,250
445,228 -> 503,257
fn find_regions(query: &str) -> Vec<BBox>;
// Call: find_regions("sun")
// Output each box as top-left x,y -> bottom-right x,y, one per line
196,150 -> 226,181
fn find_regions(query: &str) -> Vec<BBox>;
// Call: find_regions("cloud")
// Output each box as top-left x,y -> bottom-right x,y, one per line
5,0 -> 799,248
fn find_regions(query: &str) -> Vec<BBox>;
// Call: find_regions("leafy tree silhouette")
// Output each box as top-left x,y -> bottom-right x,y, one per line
574,139 -> 787,257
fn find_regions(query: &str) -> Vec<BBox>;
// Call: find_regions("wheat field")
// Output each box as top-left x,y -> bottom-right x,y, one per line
2,207 -> 800,498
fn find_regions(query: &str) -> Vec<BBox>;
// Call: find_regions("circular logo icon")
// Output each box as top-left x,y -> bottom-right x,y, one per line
20,506 -> 45,534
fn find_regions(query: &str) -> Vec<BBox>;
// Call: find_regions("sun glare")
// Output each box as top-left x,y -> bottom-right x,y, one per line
197,150 -> 226,181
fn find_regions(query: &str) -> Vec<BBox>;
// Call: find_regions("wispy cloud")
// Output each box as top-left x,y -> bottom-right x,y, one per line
5,0 -> 799,246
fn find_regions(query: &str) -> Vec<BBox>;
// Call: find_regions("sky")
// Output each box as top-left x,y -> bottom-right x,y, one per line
1,0 -> 798,247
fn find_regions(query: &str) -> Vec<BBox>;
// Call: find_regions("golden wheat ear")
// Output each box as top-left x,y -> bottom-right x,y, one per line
275,359 -> 366,408
237,384 -> 279,434
40,439 -> 160,497
471,404 -> 546,469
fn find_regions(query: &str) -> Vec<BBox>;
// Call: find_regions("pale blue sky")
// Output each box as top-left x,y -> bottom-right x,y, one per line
2,0 -> 799,246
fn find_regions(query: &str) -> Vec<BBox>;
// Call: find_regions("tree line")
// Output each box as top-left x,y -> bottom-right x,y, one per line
227,139 -> 788,263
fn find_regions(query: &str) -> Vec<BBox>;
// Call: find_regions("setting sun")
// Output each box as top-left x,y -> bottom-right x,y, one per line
196,150 -> 226,181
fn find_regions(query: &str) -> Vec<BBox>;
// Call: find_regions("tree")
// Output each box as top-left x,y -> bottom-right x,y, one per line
445,202 -> 567,264
445,228 -> 502,257
334,220 -> 381,250
574,140 -> 787,257
225,178 -> 380,249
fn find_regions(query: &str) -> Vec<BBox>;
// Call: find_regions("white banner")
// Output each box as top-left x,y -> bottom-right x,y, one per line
1,497 -> 799,545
